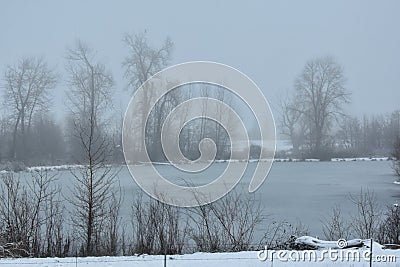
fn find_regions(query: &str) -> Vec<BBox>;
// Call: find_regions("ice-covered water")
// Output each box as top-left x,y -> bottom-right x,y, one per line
18,161 -> 400,236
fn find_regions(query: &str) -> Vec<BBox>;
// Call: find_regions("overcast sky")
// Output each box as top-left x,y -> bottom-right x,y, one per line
1,0 -> 399,121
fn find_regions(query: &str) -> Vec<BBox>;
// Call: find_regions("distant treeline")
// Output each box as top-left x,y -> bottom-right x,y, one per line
278,110 -> 400,160
0,37 -> 398,168
278,57 -> 399,160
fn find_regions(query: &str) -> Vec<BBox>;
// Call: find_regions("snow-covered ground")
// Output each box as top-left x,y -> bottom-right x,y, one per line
331,157 -> 390,162
26,164 -> 85,172
0,239 -> 399,267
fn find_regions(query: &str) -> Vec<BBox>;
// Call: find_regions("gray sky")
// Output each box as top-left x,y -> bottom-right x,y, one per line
1,0 -> 399,121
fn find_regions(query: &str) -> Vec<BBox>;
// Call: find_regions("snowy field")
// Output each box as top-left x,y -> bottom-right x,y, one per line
1,240 -> 399,267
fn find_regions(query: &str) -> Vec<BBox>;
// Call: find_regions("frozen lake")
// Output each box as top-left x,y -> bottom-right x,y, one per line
20,160 -> 400,237
262,161 -> 398,235
120,160 -> 398,236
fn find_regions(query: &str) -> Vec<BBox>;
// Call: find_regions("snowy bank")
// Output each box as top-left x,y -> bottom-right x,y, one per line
0,237 -> 399,267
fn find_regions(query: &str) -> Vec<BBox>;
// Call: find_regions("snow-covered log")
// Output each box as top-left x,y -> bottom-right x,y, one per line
295,236 -> 364,249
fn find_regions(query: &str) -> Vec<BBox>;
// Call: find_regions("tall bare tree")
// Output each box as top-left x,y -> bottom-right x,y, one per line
278,91 -> 304,153
349,190 -> 381,239
122,31 -> 173,156
2,57 -> 57,160
294,57 -> 350,155
66,41 -> 120,256
122,31 -> 173,91
66,41 -> 113,133
392,136 -> 400,176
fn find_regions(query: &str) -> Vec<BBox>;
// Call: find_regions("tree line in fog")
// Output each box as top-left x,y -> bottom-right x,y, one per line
0,32 -> 249,169
278,57 -> 400,161
0,33 -> 399,168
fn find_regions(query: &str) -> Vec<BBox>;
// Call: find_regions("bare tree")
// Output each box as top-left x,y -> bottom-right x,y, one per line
131,191 -> 188,255
377,205 -> 400,245
66,41 -> 113,136
122,31 -> 173,91
0,115 -> 12,161
349,189 -> 381,239
392,136 -> 400,176
42,187 -> 68,257
278,91 -> 304,154
0,171 -> 62,257
294,57 -> 350,156
187,195 -> 226,252
333,110 -> 400,157
336,116 -> 362,153
212,86 -> 233,159
322,205 -> 351,240
2,57 -> 57,160
387,111 -> 400,147
209,190 -> 263,251
65,41 -> 120,256
146,88 -> 181,161
188,189 -> 264,252
176,84 -> 234,161
122,31 -> 173,156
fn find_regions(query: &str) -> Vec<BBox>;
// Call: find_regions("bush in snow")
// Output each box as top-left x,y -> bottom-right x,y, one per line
377,205 -> 400,245
322,205 -> 351,241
